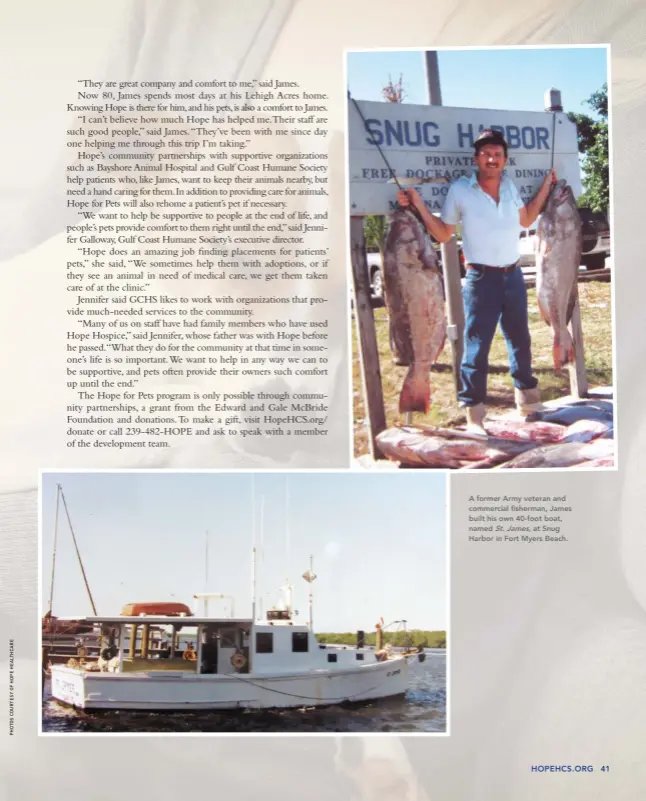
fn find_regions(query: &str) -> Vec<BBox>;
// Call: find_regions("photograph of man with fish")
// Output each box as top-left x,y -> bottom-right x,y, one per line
348,46 -> 614,470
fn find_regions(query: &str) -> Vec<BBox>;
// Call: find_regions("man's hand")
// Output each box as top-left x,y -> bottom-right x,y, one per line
542,169 -> 557,189
397,188 -> 424,214
396,187 -> 454,243
520,170 -> 558,228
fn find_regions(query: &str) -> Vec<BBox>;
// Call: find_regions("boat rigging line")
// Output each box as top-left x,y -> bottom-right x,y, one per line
58,485 -> 98,616
47,485 -> 62,616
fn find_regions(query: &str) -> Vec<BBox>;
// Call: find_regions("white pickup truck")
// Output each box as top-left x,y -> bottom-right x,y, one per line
366,250 -> 385,302
518,208 -> 611,270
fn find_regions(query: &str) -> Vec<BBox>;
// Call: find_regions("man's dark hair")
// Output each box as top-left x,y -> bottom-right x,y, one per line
474,128 -> 508,157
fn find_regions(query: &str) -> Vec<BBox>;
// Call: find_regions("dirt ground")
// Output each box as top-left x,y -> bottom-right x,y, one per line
353,281 -> 614,457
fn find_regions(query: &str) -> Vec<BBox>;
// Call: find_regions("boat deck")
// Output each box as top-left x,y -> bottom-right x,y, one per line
121,657 -> 197,673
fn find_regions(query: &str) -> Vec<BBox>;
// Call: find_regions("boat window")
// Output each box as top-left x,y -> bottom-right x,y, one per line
219,630 -> 238,649
292,632 -> 309,653
327,653 -> 337,663
267,609 -> 291,621
256,632 -> 273,654
355,653 -> 364,661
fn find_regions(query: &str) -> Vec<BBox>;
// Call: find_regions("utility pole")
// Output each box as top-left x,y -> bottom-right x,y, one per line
424,51 -> 464,397
424,52 -> 442,105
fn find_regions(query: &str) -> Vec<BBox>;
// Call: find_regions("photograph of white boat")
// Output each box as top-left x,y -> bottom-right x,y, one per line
41,472 -> 447,733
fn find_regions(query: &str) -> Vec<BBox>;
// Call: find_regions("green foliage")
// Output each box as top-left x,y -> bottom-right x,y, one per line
364,214 -> 387,255
566,112 -> 597,153
587,84 -> 608,118
317,630 -> 447,649
566,83 -> 608,213
578,123 -> 609,213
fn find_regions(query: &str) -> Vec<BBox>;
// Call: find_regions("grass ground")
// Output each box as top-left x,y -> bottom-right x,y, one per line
353,281 -> 613,458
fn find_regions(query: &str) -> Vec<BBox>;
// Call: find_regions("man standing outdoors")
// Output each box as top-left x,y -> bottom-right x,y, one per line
398,129 -> 556,435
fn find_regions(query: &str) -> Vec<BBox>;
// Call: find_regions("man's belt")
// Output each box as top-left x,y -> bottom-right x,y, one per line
467,261 -> 519,274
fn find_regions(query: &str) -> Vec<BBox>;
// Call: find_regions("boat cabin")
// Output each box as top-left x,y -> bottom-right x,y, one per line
55,613 -> 385,677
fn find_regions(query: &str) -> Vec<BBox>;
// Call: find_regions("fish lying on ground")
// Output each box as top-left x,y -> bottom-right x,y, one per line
376,426 -> 536,469
480,418 -> 566,443
398,422 -> 556,450
539,400 -> 613,426
535,179 -> 582,372
383,208 -> 446,413
559,418 -> 613,443
577,456 -> 615,468
496,437 -> 614,469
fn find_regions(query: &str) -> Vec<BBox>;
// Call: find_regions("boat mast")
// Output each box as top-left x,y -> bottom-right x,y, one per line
302,555 -> 317,630
59,485 -> 98,616
251,545 -> 257,622
204,529 -> 209,617
47,484 -> 62,616
258,494 -> 265,620
309,555 -> 314,630
285,476 -> 290,560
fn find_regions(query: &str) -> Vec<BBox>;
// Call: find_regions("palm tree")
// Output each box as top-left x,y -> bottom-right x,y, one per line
382,74 -> 406,103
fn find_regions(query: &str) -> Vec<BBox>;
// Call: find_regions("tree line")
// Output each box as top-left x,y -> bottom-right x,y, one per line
317,630 -> 447,649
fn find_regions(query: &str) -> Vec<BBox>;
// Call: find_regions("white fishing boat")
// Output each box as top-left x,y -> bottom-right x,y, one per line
49,561 -> 426,712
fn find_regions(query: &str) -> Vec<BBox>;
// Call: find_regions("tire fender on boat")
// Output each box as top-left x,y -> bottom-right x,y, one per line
231,652 -> 247,670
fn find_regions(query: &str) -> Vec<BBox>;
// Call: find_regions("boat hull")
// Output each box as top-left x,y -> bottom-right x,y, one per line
49,657 -> 412,711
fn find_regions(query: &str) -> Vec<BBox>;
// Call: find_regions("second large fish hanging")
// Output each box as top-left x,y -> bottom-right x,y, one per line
383,207 -> 446,414
535,179 -> 582,372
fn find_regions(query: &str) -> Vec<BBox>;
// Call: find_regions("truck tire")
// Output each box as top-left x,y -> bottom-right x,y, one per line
582,253 -> 606,270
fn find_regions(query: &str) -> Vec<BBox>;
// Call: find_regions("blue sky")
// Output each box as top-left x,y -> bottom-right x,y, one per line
347,46 -> 608,117
41,472 -> 447,632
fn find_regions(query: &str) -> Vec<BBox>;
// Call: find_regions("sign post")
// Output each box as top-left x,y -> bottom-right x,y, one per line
425,52 -> 464,398
350,216 -> 386,458
545,87 -> 588,399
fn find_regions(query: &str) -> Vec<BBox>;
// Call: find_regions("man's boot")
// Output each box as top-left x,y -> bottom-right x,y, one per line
515,387 -> 543,420
465,403 -> 488,438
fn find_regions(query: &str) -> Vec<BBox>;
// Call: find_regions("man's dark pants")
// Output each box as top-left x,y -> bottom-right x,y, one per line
458,264 -> 538,407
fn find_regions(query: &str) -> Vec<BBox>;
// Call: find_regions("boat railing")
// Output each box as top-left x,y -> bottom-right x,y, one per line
121,656 -> 197,673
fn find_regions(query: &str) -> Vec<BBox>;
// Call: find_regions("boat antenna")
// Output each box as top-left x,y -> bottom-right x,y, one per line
59,486 -> 98,616
204,529 -> 209,591
302,555 -> 317,630
251,474 -> 256,547
47,484 -> 62,616
251,545 -> 257,622
285,476 -> 290,560
259,494 -> 265,611
203,529 -> 210,616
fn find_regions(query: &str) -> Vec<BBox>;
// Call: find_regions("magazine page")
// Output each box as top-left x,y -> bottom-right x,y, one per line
2,0 -> 644,798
